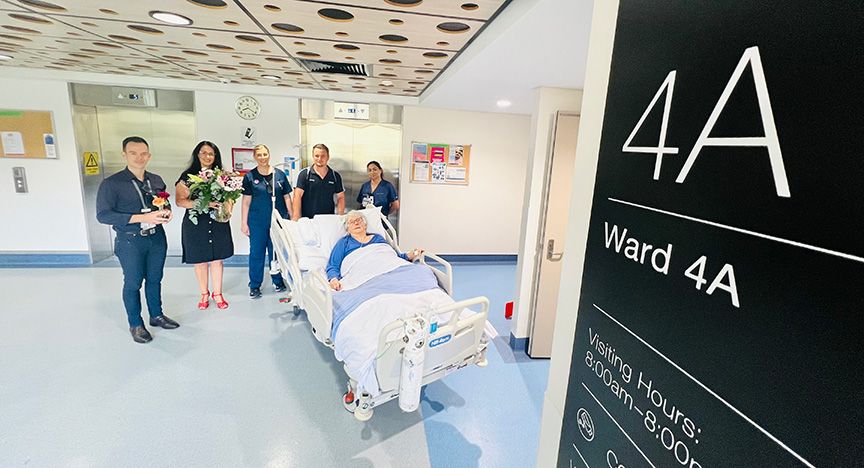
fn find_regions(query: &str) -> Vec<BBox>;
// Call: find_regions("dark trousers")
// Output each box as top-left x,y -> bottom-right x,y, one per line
115,229 -> 167,327
248,222 -> 283,289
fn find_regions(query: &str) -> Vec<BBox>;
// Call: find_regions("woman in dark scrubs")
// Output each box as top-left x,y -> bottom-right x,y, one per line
240,144 -> 292,299
356,160 -> 399,218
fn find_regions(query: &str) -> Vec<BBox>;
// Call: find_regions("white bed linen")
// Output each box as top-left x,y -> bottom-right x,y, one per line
338,243 -> 407,291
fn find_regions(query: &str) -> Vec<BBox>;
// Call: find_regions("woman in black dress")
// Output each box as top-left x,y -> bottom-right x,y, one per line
175,141 -> 234,309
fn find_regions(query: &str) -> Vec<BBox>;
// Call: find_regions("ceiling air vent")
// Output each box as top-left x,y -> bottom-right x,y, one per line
296,58 -> 368,76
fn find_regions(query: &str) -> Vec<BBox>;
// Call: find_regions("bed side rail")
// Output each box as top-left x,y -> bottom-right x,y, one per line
375,296 -> 489,393
418,252 -> 453,295
381,213 -> 399,250
376,296 -> 488,357
303,268 -> 335,345
270,211 -> 302,302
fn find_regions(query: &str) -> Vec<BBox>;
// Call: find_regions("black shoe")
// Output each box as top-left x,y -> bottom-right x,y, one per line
130,326 -> 153,343
149,315 -> 180,329
250,287 -> 262,299
274,283 -> 287,293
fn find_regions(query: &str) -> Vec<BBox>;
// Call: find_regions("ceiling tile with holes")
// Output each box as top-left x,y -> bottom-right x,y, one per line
273,36 -> 447,70
245,0 -> 483,51
339,0 -> 506,21
19,0 -> 262,32
12,17 -> 281,56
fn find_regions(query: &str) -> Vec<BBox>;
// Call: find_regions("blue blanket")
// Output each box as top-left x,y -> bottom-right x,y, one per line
331,264 -> 440,340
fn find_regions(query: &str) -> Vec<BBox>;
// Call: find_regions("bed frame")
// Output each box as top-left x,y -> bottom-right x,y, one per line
270,211 -> 490,420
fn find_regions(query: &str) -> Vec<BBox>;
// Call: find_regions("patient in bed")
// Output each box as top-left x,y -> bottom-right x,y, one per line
326,210 -> 423,291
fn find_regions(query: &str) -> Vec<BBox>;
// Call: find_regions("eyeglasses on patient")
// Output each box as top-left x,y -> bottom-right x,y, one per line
347,217 -> 365,226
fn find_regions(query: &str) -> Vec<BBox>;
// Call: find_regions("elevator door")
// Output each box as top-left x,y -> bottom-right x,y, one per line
75,106 -> 196,258
301,119 -> 402,232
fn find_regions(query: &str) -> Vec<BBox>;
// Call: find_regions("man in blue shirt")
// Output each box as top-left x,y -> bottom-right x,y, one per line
292,143 -> 345,220
96,136 -> 180,343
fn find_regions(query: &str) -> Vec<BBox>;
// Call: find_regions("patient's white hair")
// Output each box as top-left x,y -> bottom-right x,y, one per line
344,210 -> 366,228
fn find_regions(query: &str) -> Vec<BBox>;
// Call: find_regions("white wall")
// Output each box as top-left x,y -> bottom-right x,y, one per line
0,77 -> 88,253
535,2 -> 619,466
399,106 -> 531,254
194,91 -> 300,255
0,67 -> 528,258
510,87 -> 584,341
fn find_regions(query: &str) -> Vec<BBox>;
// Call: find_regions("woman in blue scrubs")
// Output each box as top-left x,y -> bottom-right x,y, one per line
240,144 -> 292,299
356,161 -> 399,218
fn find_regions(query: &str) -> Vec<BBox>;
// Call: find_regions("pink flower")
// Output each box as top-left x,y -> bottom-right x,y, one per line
199,168 -> 214,181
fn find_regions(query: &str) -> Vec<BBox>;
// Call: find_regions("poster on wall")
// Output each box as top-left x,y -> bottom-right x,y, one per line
556,1 -> 863,467
412,143 -> 428,162
410,141 -> 471,185
232,147 -> 256,173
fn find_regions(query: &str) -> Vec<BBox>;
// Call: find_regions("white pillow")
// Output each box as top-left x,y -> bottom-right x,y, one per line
280,219 -> 303,245
296,217 -> 319,246
297,245 -> 328,272
359,206 -> 386,238
314,214 -> 348,256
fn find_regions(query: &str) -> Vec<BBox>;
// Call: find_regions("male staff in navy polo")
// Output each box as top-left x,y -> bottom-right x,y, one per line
96,136 -> 180,344
292,143 -> 345,220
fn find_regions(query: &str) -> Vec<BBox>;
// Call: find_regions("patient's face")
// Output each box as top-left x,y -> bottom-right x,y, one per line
347,216 -> 366,235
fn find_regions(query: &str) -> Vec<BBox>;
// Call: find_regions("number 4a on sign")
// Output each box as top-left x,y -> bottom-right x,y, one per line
622,46 -> 791,197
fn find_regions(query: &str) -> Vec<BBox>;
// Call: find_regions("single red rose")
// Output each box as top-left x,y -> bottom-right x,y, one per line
157,191 -> 170,199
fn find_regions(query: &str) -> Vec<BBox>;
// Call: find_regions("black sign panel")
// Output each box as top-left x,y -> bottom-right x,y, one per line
557,1 -> 863,467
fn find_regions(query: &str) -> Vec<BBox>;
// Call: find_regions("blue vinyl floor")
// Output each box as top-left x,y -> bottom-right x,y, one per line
0,261 -> 549,468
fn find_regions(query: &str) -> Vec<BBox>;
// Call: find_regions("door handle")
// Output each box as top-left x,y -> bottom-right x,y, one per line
546,239 -> 563,262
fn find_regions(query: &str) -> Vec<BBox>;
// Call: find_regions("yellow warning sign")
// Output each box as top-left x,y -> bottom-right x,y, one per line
84,152 -> 99,175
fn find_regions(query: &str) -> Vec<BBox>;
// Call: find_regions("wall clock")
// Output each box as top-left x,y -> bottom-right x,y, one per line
235,96 -> 261,120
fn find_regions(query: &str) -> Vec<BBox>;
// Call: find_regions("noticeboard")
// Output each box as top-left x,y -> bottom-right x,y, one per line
409,141 -> 470,185
557,1 -> 863,467
0,110 -> 56,159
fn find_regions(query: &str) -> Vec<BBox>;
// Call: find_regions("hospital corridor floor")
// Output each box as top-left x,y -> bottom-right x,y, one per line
0,262 -> 549,468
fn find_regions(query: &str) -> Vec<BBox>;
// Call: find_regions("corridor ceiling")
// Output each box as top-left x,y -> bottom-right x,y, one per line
0,0 -> 508,97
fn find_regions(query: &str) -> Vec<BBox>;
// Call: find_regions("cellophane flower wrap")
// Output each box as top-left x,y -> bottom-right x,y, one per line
185,168 -> 243,224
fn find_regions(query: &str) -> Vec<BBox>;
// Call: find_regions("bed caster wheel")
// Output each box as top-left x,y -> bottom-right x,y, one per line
355,406 -> 373,421
355,392 -> 373,421
343,392 -> 357,413
476,358 -> 488,367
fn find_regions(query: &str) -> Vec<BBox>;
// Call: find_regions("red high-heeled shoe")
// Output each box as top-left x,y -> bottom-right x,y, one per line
198,291 -> 210,310
212,293 -> 228,309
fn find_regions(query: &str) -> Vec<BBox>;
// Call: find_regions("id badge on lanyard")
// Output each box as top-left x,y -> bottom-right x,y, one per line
133,179 -> 156,230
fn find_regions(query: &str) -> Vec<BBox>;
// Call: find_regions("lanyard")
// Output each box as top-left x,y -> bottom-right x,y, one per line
131,178 -> 154,213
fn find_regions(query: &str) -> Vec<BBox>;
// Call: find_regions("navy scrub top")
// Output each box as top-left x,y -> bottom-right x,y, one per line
357,179 -> 398,217
242,167 -> 291,223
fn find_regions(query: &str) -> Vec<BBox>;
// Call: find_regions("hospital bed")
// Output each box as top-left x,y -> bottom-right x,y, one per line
270,209 -> 490,420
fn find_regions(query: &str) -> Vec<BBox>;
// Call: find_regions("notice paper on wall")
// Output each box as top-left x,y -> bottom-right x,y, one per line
1,131 -> 24,155
412,162 -> 429,181
43,134 -> 56,159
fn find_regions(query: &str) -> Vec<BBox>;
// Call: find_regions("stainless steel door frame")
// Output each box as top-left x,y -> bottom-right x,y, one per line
72,104 -> 112,264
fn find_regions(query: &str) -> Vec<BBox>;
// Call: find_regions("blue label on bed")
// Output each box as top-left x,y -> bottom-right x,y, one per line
430,322 -> 438,334
429,334 -> 451,348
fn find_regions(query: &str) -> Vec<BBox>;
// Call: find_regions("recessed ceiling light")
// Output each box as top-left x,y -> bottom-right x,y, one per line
0,54 -> 12,60
261,74 -> 280,80
149,11 -> 193,26
381,80 -> 393,86
497,100 -> 512,108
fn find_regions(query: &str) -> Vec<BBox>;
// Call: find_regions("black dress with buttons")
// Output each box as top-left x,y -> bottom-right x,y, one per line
176,170 -> 234,264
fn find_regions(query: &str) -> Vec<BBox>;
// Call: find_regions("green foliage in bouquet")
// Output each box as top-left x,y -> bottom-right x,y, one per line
185,168 -> 243,224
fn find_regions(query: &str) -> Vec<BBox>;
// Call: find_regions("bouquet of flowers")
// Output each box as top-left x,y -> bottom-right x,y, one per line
186,168 -> 243,224
152,191 -> 171,210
